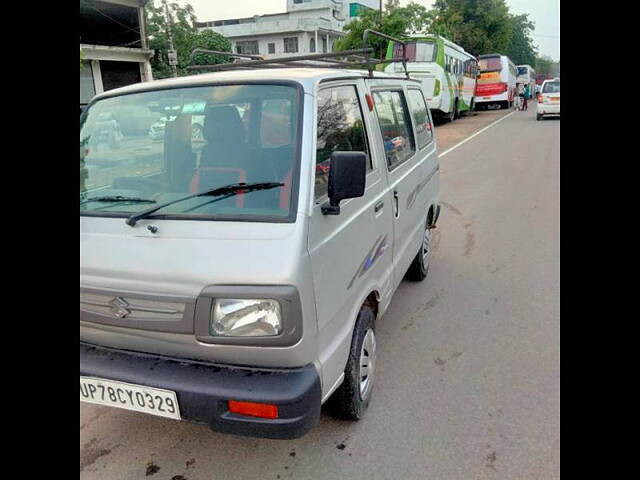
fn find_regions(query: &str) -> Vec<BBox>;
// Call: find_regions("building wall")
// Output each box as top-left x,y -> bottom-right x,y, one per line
80,0 -> 152,106
199,4 -> 359,59
229,30 -> 338,58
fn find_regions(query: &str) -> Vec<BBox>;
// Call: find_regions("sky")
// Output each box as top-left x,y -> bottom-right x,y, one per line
178,0 -> 559,60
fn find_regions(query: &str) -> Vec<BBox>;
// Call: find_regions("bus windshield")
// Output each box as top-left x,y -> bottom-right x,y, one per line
80,84 -> 300,221
393,41 -> 437,62
517,66 -> 528,76
479,56 -> 502,72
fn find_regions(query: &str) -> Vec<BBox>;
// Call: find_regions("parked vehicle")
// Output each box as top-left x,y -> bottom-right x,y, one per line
516,64 -> 536,99
474,54 -> 517,110
149,115 -> 205,142
384,35 -> 478,122
535,73 -> 553,86
80,66 -> 441,439
536,78 -> 560,120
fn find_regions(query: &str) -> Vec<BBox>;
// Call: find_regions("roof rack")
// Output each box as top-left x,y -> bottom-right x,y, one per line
186,29 -> 409,78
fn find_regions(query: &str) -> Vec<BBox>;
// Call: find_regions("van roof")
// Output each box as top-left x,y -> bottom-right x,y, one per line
91,68 -> 420,102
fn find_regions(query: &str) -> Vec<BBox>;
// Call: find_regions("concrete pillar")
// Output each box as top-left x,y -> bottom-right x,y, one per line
91,60 -> 104,94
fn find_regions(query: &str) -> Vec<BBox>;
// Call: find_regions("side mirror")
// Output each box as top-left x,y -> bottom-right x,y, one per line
321,151 -> 367,215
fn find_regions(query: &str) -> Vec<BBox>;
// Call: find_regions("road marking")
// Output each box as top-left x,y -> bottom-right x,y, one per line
439,110 -> 517,158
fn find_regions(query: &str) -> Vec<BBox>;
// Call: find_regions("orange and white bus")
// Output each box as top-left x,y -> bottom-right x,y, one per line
474,54 -> 517,110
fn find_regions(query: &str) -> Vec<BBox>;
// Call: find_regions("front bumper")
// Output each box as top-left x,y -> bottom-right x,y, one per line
80,342 -> 322,439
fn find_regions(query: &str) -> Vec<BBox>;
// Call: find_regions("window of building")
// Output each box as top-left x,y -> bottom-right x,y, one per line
315,85 -> 370,199
236,40 -> 259,55
372,90 -> 415,170
100,60 -> 141,92
284,37 -> 299,53
310,38 -> 316,53
322,37 -> 327,53
407,89 -> 433,149
268,43 -> 276,54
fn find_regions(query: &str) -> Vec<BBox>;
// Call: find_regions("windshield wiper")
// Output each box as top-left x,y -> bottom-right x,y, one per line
80,195 -> 157,206
125,182 -> 284,227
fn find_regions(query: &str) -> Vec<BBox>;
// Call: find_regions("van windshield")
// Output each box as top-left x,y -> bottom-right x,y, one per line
80,84 -> 300,221
479,56 -> 502,73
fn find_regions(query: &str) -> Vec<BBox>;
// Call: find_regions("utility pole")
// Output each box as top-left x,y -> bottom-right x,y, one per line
379,0 -> 383,27
163,0 -> 178,77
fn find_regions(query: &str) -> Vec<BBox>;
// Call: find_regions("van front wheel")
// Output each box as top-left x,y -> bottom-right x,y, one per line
327,306 -> 376,420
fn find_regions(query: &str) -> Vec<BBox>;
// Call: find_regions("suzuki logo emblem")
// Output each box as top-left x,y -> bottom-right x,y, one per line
109,297 -> 131,318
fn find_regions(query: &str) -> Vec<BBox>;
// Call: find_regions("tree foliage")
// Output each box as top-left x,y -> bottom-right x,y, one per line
145,0 -> 231,78
431,0 -> 512,57
336,0 -> 540,67
535,55 -> 556,75
335,0 -> 433,59
504,13 -> 537,65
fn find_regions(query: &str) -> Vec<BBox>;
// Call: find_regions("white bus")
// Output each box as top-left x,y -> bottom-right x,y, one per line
474,54 -> 517,110
385,35 -> 478,122
516,64 -> 536,99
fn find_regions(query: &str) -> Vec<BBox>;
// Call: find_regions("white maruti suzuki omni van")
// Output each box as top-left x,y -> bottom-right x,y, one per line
80,41 -> 441,439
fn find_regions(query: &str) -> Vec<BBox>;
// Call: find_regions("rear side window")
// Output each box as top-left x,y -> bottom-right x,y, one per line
407,89 -> 433,149
315,85 -> 370,199
372,90 -> 416,170
542,81 -> 560,93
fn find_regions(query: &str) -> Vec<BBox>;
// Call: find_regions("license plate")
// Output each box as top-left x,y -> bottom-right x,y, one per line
550,97 -> 559,102
80,376 -> 181,420
483,96 -> 492,99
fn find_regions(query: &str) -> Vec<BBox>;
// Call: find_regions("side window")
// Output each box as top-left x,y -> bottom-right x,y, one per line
407,89 -> 433,149
315,85 -> 370,200
372,90 -> 416,170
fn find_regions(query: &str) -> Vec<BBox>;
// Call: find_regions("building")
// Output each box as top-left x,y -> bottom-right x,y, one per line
195,0 -> 379,60
80,0 -> 153,108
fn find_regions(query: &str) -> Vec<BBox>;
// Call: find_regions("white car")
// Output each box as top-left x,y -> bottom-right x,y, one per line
537,78 -> 560,120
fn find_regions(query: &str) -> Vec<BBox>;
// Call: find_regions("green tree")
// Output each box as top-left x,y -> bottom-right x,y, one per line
335,1 -> 433,59
431,0 -> 512,57
505,13 -> 537,66
535,54 -> 554,75
145,0 -> 231,78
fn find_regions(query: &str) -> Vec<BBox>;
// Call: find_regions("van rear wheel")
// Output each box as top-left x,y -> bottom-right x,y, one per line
407,221 -> 432,281
326,305 -> 376,420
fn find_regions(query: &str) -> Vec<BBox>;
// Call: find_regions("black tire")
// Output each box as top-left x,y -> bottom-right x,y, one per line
326,306 -> 376,420
536,113 -> 543,121
446,106 -> 455,122
407,220 -> 432,281
453,98 -> 460,119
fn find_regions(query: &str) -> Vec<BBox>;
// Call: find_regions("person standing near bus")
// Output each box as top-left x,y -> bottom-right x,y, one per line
522,84 -> 529,111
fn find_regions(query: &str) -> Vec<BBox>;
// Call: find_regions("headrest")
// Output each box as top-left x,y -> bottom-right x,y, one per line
203,106 -> 245,145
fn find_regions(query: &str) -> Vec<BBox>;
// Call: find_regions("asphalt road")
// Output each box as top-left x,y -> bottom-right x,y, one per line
80,105 -> 560,480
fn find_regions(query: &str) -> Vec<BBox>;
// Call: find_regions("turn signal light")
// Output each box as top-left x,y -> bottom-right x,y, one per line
228,400 -> 278,419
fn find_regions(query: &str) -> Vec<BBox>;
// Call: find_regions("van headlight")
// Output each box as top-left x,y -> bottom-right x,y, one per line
210,299 -> 282,337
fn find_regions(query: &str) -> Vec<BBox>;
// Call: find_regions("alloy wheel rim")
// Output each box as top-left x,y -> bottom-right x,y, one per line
359,329 -> 376,400
422,227 -> 432,267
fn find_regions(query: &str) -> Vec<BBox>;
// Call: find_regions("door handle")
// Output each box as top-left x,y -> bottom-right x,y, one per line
374,200 -> 384,213
393,190 -> 399,218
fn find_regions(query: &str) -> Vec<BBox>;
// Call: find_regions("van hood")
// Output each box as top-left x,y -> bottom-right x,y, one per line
80,215 -> 307,298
